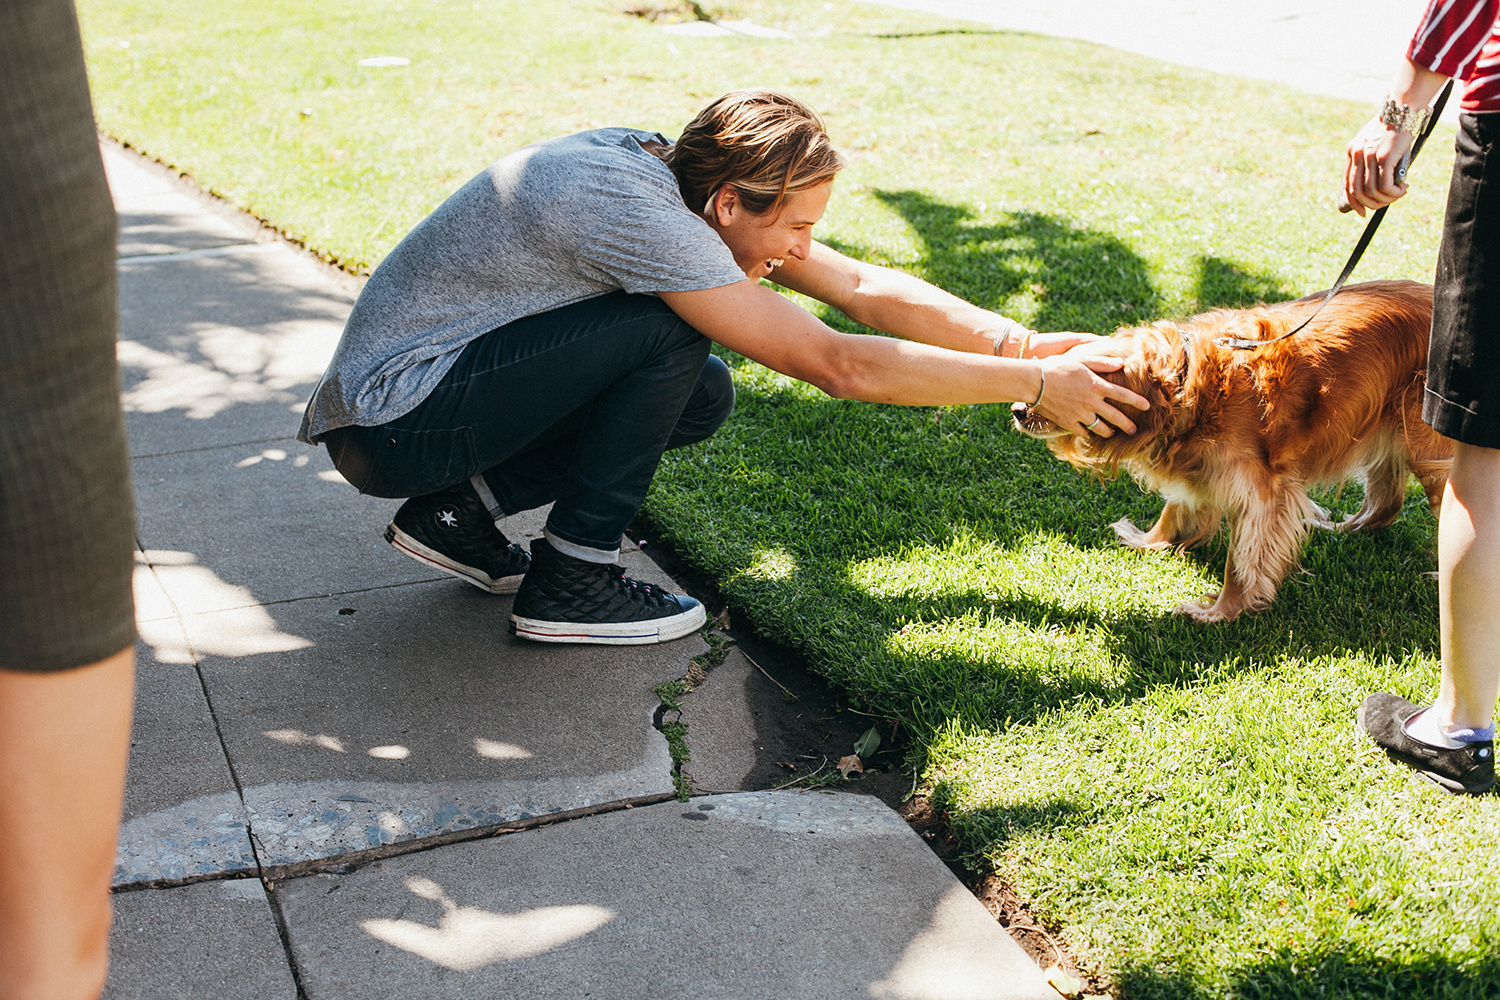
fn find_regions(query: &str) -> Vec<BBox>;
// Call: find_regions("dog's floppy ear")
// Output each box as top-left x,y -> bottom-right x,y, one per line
1062,329 -> 1179,469
1112,329 -> 1179,437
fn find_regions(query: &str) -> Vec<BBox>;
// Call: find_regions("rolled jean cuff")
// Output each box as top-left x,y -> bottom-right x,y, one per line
543,528 -> 619,565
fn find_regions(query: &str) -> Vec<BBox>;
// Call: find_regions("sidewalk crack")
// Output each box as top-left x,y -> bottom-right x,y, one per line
135,539 -> 311,1000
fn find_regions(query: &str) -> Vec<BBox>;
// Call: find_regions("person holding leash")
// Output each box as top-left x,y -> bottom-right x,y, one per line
301,88 -> 1148,646
1345,0 -> 1500,794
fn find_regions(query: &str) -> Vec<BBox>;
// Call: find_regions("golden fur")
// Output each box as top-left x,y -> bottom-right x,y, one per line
1013,280 -> 1452,622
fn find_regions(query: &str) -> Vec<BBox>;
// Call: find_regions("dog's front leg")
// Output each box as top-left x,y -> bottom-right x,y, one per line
1114,501 -> 1220,552
1176,488 -> 1313,623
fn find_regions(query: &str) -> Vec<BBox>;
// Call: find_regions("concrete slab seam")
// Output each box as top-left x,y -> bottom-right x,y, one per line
125,543 -> 314,996
147,573 -> 453,621
130,433 -> 301,462
113,792 -> 682,893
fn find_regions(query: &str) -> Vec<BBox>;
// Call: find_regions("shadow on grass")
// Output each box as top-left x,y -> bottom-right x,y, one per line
865,190 -> 1161,333
1194,254 -> 1296,310
910,789 -> 1499,999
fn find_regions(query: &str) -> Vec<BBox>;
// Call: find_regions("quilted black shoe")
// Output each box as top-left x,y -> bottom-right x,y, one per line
385,484 -> 530,594
1358,692 -> 1495,795
510,537 -> 705,644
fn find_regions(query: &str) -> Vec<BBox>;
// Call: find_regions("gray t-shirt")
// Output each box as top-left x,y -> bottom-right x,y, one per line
299,128 -> 746,442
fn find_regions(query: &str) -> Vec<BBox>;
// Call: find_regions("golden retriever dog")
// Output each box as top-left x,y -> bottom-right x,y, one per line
1012,280 -> 1452,623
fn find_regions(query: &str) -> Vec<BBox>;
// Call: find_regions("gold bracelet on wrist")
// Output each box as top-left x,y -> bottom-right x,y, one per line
1017,330 -> 1035,360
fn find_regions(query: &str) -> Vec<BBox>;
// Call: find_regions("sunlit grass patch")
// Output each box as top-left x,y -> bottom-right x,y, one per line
848,529 -> 1211,618
926,655 -> 1500,998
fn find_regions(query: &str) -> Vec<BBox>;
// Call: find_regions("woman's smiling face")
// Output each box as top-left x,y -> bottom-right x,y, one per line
706,181 -> 833,279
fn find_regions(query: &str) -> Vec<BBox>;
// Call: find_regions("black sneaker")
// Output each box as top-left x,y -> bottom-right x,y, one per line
384,484 -> 529,594
1357,692 -> 1495,795
509,537 -> 705,644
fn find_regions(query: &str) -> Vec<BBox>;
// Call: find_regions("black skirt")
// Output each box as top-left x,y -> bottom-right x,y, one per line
1425,111 -> 1500,448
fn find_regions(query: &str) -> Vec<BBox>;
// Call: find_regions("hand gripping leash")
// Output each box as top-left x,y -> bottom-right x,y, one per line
1215,80 -> 1454,351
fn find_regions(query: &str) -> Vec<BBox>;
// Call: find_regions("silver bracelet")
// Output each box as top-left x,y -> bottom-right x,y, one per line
1380,94 -> 1431,135
992,329 -> 1010,357
1029,366 -> 1046,407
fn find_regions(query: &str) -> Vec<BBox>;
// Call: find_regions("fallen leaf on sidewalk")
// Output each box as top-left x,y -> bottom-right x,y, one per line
837,754 -> 863,777
1045,964 -> 1083,998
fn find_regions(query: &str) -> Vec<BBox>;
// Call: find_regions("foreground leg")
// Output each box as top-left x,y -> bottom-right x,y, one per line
1358,443 -> 1500,794
1433,442 -> 1500,731
0,647 -> 135,1000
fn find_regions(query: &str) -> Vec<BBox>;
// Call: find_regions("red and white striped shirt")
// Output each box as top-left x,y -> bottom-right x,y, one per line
1408,0 -> 1500,112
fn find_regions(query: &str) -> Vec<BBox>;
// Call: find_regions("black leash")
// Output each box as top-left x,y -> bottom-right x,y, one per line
1215,80 -> 1454,351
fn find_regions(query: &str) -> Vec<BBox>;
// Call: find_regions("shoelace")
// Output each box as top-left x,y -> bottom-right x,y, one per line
606,564 -> 672,606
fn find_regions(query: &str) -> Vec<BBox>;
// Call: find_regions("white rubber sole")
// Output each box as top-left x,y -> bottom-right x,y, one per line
510,600 -> 706,645
385,523 -> 525,595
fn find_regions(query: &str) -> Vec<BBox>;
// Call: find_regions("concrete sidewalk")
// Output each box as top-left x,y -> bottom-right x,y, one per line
102,141 -> 1055,999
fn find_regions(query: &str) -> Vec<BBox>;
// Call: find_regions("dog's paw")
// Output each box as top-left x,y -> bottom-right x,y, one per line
1112,517 -> 1168,550
1174,595 -> 1238,623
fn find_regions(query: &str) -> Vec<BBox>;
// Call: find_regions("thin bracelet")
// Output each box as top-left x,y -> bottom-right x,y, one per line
992,329 -> 1010,357
1017,330 -> 1034,360
1029,366 -> 1046,407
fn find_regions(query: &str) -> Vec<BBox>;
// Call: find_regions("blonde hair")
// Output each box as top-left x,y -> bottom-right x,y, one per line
663,89 -> 846,218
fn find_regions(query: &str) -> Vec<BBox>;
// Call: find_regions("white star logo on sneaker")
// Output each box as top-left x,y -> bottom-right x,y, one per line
436,507 -> 460,528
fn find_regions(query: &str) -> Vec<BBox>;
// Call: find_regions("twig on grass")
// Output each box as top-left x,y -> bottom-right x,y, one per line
1010,923 -> 1065,966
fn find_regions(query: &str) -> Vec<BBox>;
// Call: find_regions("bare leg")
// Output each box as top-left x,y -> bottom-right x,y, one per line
1431,442 -> 1500,731
0,647 -> 135,1000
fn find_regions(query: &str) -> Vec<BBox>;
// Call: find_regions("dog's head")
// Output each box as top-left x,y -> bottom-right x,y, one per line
1011,323 -> 1196,473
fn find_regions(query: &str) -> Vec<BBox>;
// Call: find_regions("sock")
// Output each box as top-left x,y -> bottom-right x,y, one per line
469,474 -> 506,528
1404,709 -> 1495,749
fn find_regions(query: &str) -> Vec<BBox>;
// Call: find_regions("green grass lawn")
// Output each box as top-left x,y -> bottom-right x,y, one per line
80,1 -> 1498,996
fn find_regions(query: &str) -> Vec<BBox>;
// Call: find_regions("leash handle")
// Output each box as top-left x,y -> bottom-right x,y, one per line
1337,80 -> 1454,213
1218,81 -> 1454,351
1337,148 -> 1408,214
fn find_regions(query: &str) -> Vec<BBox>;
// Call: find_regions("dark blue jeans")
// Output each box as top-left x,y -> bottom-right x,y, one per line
322,291 -> 733,555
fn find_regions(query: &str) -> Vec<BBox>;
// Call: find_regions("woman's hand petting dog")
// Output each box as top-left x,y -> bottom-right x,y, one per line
1033,342 -> 1151,438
